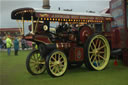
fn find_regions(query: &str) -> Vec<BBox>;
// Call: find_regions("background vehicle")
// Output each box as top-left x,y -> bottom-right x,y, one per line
110,0 -> 128,65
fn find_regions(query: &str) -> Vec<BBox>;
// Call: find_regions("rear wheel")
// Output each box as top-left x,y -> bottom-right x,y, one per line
84,34 -> 110,70
46,50 -> 68,77
26,50 -> 46,75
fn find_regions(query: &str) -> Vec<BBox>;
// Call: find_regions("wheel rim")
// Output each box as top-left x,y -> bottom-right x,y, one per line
49,51 -> 67,76
88,35 -> 110,70
29,51 -> 46,74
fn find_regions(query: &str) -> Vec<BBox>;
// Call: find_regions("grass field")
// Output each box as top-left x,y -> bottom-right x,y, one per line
0,50 -> 128,85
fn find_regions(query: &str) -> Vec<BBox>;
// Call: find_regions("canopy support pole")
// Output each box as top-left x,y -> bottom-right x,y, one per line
16,20 -> 22,34
31,16 -> 34,34
35,17 -> 39,33
22,17 -> 24,35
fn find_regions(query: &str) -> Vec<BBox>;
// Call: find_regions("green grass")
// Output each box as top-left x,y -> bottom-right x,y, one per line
0,50 -> 128,85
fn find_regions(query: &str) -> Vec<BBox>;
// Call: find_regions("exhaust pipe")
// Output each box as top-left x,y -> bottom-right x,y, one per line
42,0 -> 50,9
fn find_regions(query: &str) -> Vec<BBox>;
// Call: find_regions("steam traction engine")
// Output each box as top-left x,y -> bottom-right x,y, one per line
11,7 -> 113,77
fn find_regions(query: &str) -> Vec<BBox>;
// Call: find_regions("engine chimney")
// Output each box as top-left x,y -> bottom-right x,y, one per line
42,0 -> 50,9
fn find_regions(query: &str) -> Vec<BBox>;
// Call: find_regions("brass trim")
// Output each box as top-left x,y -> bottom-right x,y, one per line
56,43 -> 59,48
22,17 -> 24,35
35,17 -> 39,33
61,43 -> 64,48
31,16 -> 34,34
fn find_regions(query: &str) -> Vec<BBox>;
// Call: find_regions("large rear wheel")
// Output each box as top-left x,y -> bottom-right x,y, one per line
84,34 -> 110,70
26,50 -> 46,75
46,50 -> 68,77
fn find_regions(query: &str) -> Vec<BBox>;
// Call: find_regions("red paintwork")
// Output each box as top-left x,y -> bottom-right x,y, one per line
111,28 -> 121,48
122,49 -> 128,66
127,36 -> 128,48
103,32 -> 111,41
69,47 -> 84,62
79,26 -> 93,44
110,0 -> 128,49
34,35 -> 52,44
0,28 -> 20,32
25,35 -> 34,42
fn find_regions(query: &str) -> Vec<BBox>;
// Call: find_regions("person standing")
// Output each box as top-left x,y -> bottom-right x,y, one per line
14,37 -> 19,56
2,37 -> 6,49
6,35 -> 12,56
21,38 -> 26,50
0,37 -> 3,49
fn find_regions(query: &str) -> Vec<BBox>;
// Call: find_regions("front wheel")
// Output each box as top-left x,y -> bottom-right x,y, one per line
84,34 -> 110,71
26,50 -> 46,75
46,50 -> 68,77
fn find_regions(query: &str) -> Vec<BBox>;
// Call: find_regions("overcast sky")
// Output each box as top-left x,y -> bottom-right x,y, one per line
0,0 -> 111,28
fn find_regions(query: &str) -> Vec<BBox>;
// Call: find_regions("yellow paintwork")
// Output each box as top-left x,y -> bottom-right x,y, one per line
88,35 -> 110,70
29,52 -> 46,74
49,51 -> 67,76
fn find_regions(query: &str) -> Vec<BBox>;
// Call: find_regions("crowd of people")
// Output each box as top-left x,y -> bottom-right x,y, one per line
0,35 -> 33,56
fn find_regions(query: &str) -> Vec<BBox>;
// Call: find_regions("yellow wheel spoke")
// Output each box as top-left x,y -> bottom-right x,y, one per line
38,62 -> 45,64
90,45 -> 93,50
98,40 -> 101,48
30,58 -> 36,62
97,55 -> 101,65
98,45 -> 105,50
30,63 -> 36,67
95,39 -> 99,47
30,61 -> 36,64
98,51 -> 105,54
52,66 -> 56,72
34,53 -> 40,61
36,53 -> 40,60
58,55 -> 63,61
49,61 -> 55,66
58,55 -> 61,61
51,64 -> 56,67
92,55 -> 97,63
90,54 -> 94,60
37,56 -> 41,61
34,54 -> 38,60
92,55 -> 99,66
31,57 -> 35,61
55,66 -> 59,73
51,56 -> 56,61
32,55 -> 36,61
98,54 -> 105,60
60,60 -> 64,64
92,41 -> 96,49
59,64 -> 64,68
